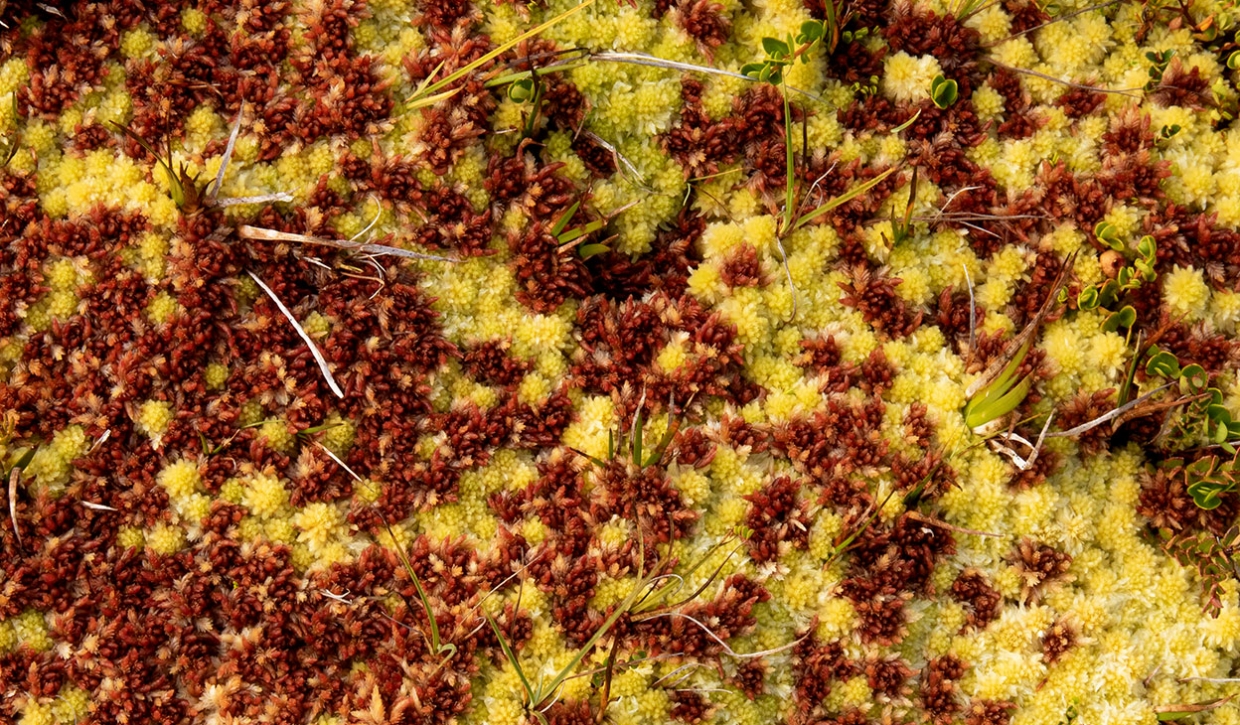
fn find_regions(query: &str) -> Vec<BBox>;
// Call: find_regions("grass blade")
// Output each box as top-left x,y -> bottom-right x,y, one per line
487,613 -> 537,703
110,121 -> 185,208
793,167 -> 897,231
781,85 -> 795,235
380,515 -> 442,656
411,0 -> 598,103
551,201 -> 581,238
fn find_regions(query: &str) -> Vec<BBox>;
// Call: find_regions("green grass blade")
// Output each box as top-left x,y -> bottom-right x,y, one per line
782,85 -> 795,235
109,121 -> 185,208
539,574 -> 643,704
965,375 -> 1031,429
484,61 -> 587,89
966,340 -> 1030,414
550,201 -> 580,238
557,219 -> 606,245
381,518 -> 442,654
486,613 -> 537,703
411,0 -> 597,102
632,408 -> 643,467
793,166 -> 897,230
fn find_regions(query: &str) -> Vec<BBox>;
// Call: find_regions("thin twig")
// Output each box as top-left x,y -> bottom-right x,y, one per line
636,611 -> 808,659
583,131 -> 651,190
215,192 -> 295,207
247,271 -> 345,399
589,51 -> 823,102
1046,383 -> 1174,438
985,58 -> 1144,96
963,263 -> 976,356
319,588 -> 354,605
208,103 -> 246,204
774,235 -> 798,321
653,662 -> 705,688
984,0 -> 1124,47
315,441 -> 363,481
79,501 -> 119,512
9,466 -> 21,549
905,510 -> 1000,538
237,225 -> 458,263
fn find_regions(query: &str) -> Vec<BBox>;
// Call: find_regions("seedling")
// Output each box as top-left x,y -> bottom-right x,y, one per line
508,69 -> 547,139
485,549 -> 643,724
551,200 -> 636,260
930,75 -> 959,108
111,107 -> 292,215
1145,48 -> 1176,90
883,166 -> 918,248
569,389 -> 684,470
112,121 -> 206,214
963,253 -> 1075,432
741,21 -> 830,236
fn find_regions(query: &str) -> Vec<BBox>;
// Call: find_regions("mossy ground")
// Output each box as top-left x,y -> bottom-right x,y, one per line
3,0 -> 1240,724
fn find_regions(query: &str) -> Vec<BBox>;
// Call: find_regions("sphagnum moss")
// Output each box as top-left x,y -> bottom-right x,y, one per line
7,0 -> 1240,723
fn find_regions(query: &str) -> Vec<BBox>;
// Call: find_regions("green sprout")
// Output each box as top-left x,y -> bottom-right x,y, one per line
963,340 -> 1034,430
551,200 -> 613,260
111,121 -> 205,214
963,253 -> 1075,432
930,74 -> 959,108
1145,48 -> 1176,90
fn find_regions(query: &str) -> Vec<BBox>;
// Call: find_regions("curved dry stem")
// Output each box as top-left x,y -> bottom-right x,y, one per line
634,611 -> 807,659
247,271 -> 345,399
985,58 -> 1144,96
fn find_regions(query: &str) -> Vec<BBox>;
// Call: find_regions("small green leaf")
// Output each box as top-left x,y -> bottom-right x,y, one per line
1094,221 -> 1120,248
508,78 -> 536,103
1229,50 -> 1240,70
930,75 -> 958,109
1102,305 -> 1136,332
1146,351 -> 1181,379
1189,483 -> 1225,510
1098,279 -> 1121,307
578,243 -> 610,259
1187,456 -> 1218,478
1137,235 -> 1156,260
1180,364 -> 1207,394
762,37 -> 791,57
741,62 -> 765,79
799,20 -> 825,42
1077,286 -> 1100,311
1117,266 -> 1134,288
